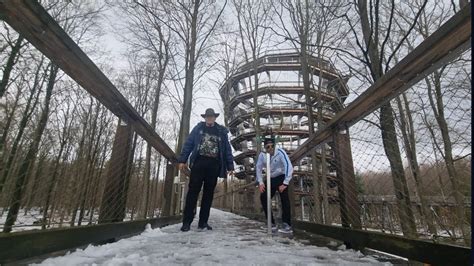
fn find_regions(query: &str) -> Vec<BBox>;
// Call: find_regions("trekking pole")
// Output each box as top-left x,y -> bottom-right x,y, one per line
266,152 -> 271,235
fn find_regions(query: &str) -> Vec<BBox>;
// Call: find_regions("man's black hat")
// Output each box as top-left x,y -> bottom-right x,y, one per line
201,108 -> 220,118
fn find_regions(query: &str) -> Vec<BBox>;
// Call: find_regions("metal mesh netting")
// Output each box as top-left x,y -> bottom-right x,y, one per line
0,88 -> 179,232
0,48 -> 182,233
214,50 -> 471,247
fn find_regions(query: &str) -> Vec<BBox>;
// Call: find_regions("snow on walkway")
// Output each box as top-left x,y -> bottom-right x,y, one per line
36,209 -> 390,265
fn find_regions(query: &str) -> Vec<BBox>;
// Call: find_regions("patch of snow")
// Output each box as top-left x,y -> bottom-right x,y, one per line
34,208 -> 390,265
337,244 -> 346,250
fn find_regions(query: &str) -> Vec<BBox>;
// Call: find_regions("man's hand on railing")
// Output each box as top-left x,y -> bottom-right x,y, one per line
178,163 -> 187,171
179,163 -> 190,176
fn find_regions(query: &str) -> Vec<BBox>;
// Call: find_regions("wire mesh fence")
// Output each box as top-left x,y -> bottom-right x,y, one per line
0,25 -> 184,234
344,58 -> 472,245
214,48 -> 471,248
0,85 -> 181,232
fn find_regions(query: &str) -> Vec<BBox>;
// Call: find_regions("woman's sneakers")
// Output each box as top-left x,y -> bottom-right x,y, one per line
278,223 -> 293,233
260,223 -> 278,232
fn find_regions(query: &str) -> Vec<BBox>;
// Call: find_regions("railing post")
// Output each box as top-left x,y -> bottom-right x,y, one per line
161,161 -> 176,217
98,122 -> 133,223
288,179 -> 296,226
223,177 -> 228,210
333,127 -> 361,230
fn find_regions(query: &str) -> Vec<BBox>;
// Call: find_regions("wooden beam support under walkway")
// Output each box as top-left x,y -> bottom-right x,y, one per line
225,209 -> 471,265
294,221 -> 471,266
0,0 -> 177,162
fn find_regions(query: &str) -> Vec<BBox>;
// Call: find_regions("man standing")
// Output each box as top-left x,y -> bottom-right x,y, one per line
256,136 -> 293,233
178,108 -> 234,232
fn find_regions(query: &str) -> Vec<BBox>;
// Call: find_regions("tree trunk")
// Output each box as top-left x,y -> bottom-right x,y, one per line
88,147 -> 107,224
175,0 -> 199,157
300,43 -> 323,223
69,102 -> 92,226
166,1 -> 200,217
77,104 -> 101,226
0,86 -> 23,188
248,59 -> 261,213
142,69 -> 165,218
40,100 -> 74,227
24,151 -> 47,209
428,71 -> 469,245
78,140 -> 101,225
0,35 -> 24,98
57,142 -> 74,227
0,59 -> 46,193
85,114 -> 108,224
41,139 -> 66,229
314,28 -> 330,225
3,64 -> 58,233
380,103 -> 417,237
357,0 -> 417,237
396,94 -> 437,235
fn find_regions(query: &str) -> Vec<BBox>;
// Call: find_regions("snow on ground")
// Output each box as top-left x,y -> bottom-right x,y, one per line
0,208 -> 43,232
0,208 -> 156,232
35,209 -> 390,265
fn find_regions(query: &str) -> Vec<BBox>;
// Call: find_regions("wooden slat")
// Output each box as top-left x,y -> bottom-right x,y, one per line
0,216 -> 181,263
294,221 -> 471,266
290,3 -> 471,162
0,0 -> 177,161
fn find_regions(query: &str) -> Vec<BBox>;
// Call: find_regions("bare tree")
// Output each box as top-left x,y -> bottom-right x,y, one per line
0,56 -> 47,194
0,83 -> 23,181
69,97 -> 94,226
392,0 -> 470,244
117,1 -> 172,218
131,0 -> 227,215
40,87 -> 77,228
215,36 -> 241,210
131,0 -> 226,153
331,0 -> 431,237
272,0 -> 344,224
233,0 -> 273,150
3,62 -> 58,232
231,0 -> 273,213
0,25 -> 25,98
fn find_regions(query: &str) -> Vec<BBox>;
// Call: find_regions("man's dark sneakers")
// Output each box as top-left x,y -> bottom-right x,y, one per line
180,223 -> 191,232
198,223 -> 212,230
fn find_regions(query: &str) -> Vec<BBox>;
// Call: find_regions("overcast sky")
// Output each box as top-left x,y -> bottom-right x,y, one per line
92,1 -> 470,175
98,6 -> 227,129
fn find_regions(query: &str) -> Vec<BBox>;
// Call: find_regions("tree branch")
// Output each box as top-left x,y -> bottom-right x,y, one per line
384,0 -> 428,72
